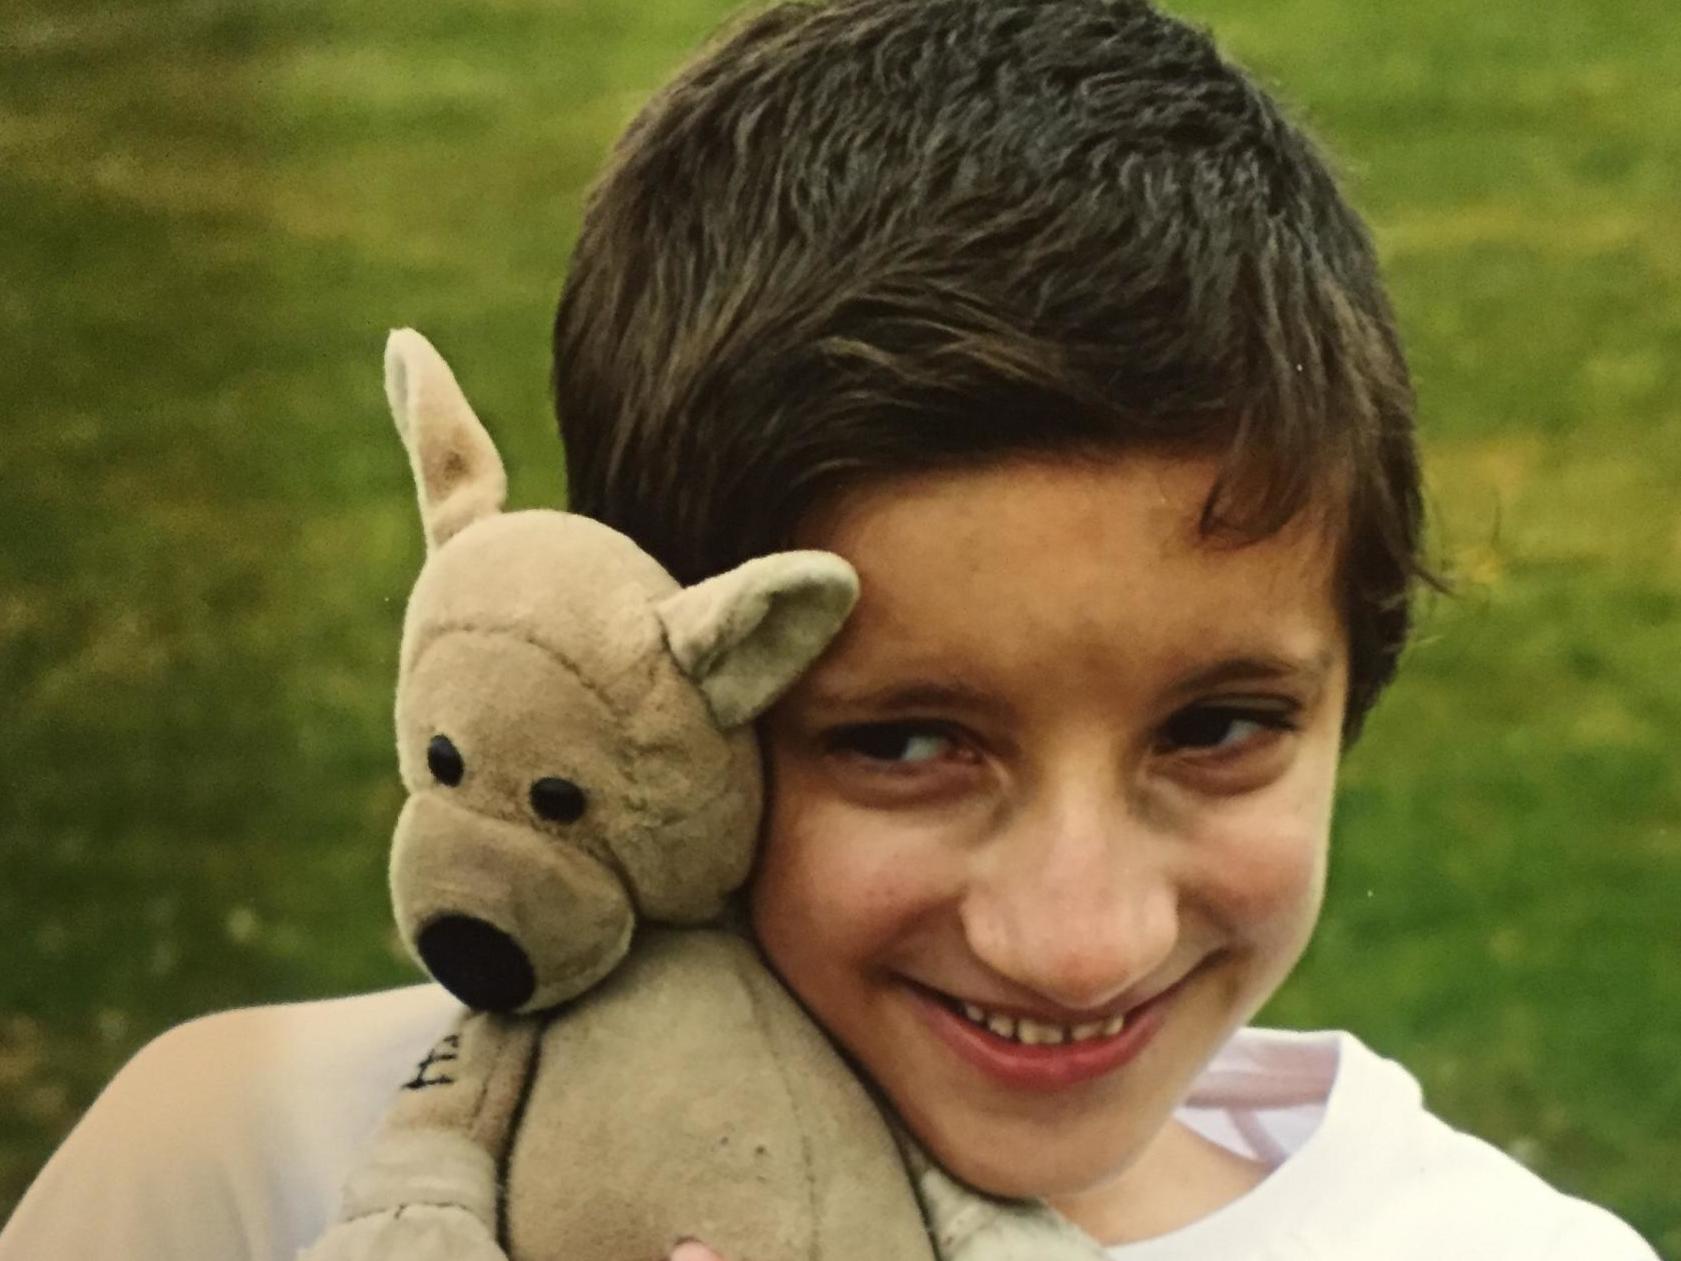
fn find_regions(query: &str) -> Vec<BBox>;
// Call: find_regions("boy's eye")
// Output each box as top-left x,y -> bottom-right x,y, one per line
826,722 -> 958,765
1156,704 -> 1294,754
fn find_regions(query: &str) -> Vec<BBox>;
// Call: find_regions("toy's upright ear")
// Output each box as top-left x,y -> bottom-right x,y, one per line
655,553 -> 859,730
385,328 -> 508,550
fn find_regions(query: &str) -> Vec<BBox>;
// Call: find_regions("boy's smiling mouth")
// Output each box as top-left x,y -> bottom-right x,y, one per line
952,1000 -> 1129,1045
903,971 -> 1197,1092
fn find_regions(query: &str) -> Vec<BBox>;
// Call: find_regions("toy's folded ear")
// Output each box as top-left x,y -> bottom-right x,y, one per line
655,552 -> 860,729
385,329 -> 508,551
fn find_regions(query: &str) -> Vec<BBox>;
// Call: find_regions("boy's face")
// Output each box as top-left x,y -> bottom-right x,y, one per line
752,453 -> 1346,1218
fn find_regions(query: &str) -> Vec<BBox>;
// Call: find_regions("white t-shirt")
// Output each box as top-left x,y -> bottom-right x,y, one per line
0,986 -> 1656,1260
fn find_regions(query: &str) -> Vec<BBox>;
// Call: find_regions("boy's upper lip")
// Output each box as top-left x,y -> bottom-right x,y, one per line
907,963 -> 1203,1026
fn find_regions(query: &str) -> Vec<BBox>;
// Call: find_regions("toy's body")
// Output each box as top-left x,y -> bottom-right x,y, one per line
301,331 -> 1106,1261
504,930 -> 926,1258
334,929 -> 933,1261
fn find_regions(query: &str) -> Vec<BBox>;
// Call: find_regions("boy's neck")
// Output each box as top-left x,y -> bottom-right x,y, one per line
1049,1119 -> 1269,1246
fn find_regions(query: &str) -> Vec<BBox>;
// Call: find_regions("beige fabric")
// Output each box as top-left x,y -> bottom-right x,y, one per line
655,551 -> 860,729
897,1135 -> 1111,1261
337,1131 -> 501,1227
505,931 -> 932,1261
300,1203 -> 508,1261
386,329 -> 508,551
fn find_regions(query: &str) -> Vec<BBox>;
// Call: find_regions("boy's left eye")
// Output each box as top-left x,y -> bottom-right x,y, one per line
1155,704 -> 1294,754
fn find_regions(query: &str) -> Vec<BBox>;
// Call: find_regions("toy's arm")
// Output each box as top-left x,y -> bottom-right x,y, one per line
299,1009 -> 539,1261
658,1127 -> 1115,1261
893,1126 -> 1111,1261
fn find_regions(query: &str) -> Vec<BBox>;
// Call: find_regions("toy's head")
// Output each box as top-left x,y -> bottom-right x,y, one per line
382,329 -> 858,1015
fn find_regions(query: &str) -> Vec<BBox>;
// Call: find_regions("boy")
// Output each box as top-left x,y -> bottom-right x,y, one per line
0,0 -> 1658,1256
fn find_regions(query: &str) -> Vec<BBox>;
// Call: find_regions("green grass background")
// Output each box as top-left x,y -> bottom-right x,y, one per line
2,0 -> 1677,1248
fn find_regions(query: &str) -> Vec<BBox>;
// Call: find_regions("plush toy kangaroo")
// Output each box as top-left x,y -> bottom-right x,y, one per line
300,331 -> 1108,1261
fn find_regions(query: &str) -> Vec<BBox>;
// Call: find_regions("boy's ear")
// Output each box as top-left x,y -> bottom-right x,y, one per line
655,552 -> 860,730
385,328 -> 508,551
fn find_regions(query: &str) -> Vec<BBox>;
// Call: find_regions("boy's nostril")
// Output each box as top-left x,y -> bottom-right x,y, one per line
530,776 -> 587,823
427,735 -> 465,786
416,915 -> 535,1012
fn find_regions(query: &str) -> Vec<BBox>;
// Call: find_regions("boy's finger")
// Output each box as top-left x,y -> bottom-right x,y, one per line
670,1240 -> 726,1261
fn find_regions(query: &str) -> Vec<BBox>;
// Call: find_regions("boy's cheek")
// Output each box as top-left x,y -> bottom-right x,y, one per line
1201,734 -> 1338,921
762,786 -> 955,912
1188,810 -> 1330,952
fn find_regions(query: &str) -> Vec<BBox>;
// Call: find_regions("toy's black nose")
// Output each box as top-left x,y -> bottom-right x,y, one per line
417,915 -> 536,1012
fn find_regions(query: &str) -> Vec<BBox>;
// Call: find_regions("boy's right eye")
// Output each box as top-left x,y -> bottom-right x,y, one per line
824,721 -> 961,766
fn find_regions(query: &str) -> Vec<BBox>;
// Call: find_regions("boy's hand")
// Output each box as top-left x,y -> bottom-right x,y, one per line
669,1242 -> 725,1261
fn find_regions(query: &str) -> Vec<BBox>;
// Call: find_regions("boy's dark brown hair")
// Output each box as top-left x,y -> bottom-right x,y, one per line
553,0 -> 1427,737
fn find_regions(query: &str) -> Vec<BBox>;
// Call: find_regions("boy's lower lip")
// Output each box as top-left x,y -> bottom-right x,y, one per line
908,981 -> 1176,1092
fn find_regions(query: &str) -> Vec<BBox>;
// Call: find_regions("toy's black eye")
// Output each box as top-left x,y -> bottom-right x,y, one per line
427,735 -> 465,787
530,777 -> 586,823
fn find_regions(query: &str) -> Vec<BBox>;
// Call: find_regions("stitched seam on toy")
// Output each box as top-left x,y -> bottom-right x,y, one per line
407,622 -> 642,841
339,1200 -> 479,1226
883,1118 -> 940,1241
411,622 -> 637,772
495,1024 -> 542,1250
925,1176 -> 992,1253
619,767 -> 749,908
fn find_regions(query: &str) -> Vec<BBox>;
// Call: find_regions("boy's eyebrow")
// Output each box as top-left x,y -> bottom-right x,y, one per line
1168,650 -> 1338,699
801,676 -> 1008,718
802,652 -> 1338,713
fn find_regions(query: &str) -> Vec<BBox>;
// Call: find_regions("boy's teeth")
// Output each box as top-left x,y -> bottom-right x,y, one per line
950,998 -> 1127,1045
1017,1018 -> 1066,1046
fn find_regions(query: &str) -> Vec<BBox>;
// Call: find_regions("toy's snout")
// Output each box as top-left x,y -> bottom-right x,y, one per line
392,789 -> 636,1014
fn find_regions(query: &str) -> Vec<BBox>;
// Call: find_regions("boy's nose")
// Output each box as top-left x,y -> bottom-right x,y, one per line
961,806 -> 1178,1013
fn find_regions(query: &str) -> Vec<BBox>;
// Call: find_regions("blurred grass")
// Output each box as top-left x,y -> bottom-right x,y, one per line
1,0 -> 1676,1250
